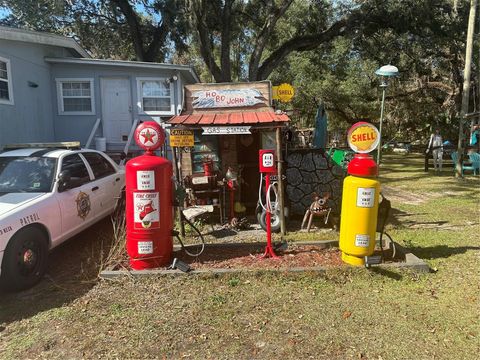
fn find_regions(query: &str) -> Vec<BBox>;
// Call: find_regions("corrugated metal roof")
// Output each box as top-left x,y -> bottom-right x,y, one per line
168,111 -> 289,125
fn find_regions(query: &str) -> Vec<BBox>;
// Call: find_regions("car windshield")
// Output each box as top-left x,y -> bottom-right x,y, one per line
0,157 -> 57,193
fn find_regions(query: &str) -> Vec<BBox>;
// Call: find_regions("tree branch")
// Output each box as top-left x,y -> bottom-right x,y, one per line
192,0 -> 224,82
248,0 -> 293,80
220,0 -> 234,82
111,0 -> 146,61
255,16 -> 355,80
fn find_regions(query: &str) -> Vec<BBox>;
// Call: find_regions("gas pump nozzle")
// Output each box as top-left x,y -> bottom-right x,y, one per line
169,258 -> 192,272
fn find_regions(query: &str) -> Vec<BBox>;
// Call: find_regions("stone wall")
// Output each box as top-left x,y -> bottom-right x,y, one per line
285,149 -> 345,216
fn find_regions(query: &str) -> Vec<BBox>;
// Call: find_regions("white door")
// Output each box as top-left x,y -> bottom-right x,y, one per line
101,78 -> 132,144
55,154 -> 98,240
80,152 -> 123,218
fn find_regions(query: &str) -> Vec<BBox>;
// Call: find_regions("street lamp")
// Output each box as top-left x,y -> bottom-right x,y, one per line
375,65 -> 399,165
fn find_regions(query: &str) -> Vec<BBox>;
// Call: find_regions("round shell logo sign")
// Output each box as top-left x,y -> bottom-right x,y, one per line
347,122 -> 380,153
277,83 -> 295,103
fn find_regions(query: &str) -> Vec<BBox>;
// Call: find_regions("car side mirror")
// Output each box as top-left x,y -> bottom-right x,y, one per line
57,171 -> 71,192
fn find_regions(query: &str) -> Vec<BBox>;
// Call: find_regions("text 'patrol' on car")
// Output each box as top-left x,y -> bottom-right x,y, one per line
0,143 -> 125,291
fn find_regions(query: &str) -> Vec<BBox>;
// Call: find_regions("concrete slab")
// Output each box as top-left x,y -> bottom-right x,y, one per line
99,240 -> 430,279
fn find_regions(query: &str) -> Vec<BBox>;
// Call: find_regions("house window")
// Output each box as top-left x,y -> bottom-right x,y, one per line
137,78 -> 174,115
0,56 -> 14,105
56,78 -> 95,115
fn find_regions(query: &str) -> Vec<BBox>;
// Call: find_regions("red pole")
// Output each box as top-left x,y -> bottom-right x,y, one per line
228,180 -> 235,220
261,174 -> 278,258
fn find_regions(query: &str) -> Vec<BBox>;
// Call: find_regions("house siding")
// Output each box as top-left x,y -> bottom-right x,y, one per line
50,64 -> 184,147
0,39 -> 73,148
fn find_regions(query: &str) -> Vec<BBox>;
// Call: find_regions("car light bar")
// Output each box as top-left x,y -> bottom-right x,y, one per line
3,142 -> 81,150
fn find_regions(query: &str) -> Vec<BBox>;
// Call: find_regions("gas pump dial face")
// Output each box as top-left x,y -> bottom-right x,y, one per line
262,153 -> 274,168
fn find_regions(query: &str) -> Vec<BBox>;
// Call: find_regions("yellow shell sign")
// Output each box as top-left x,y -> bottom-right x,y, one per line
347,122 -> 380,153
276,83 -> 295,103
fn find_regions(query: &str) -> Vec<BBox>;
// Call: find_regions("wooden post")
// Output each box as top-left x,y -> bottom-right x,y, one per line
276,127 -> 286,235
172,147 -> 186,237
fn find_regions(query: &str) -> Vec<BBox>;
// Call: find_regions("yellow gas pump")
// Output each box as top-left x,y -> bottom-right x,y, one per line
339,122 -> 381,266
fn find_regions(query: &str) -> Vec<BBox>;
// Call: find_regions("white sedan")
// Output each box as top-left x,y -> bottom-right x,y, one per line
0,144 -> 125,291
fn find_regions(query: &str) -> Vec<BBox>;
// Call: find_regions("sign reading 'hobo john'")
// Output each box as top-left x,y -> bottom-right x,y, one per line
192,89 -> 264,108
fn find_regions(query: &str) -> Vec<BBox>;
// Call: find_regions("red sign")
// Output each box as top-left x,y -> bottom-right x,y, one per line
134,121 -> 165,152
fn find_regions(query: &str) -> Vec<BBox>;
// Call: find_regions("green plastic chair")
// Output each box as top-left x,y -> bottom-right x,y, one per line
451,152 -> 478,176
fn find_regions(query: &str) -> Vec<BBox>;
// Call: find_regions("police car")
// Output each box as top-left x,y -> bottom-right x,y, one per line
0,143 -> 125,291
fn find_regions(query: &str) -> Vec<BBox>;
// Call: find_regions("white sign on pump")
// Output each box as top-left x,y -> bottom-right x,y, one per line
356,187 -> 375,208
137,171 -> 155,190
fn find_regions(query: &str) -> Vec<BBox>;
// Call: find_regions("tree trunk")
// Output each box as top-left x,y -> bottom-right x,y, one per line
111,0 -> 146,61
456,0 -> 477,177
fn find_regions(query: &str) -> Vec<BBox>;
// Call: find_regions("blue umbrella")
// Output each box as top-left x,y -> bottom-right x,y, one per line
313,102 -> 328,149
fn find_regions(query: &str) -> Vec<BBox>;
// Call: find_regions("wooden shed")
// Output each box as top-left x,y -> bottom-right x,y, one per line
168,81 -> 289,223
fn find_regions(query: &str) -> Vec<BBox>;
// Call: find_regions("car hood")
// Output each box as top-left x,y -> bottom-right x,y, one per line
0,193 -> 46,217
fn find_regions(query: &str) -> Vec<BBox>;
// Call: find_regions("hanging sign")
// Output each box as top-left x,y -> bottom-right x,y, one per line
347,122 -> 380,153
192,89 -> 264,108
170,129 -> 194,147
276,83 -> 295,103
202,126 -> 251,135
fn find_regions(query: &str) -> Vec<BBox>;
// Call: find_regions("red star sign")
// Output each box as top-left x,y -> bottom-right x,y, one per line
141,129 -> 156,145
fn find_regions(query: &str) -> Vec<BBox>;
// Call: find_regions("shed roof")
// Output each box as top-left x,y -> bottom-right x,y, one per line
168,111 -> 289,126
0,26 -> 90,58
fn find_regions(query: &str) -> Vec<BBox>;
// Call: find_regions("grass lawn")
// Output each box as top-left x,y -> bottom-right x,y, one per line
0,154 -> 479,359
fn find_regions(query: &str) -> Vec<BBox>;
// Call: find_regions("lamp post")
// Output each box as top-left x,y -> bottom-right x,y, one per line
375,65 -> 399,165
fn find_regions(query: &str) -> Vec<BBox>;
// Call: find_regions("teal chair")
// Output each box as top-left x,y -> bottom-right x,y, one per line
468,152 -> 480,175
451,152 -> 478,176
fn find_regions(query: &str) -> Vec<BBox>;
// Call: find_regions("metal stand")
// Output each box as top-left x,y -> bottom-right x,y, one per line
261,174 -> 278,259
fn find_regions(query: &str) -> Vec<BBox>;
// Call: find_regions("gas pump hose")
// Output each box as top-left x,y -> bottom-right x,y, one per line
258,176 -> 279,214
174,213 -> 206,257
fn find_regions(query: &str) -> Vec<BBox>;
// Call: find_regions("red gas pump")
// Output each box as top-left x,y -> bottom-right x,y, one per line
258,150 -> 278,258
125,121 -> 173,270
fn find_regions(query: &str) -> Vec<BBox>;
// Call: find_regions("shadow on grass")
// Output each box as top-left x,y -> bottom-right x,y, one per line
0,218 -> 114,325
405,245 -> 480,260
368,267 -> 403,280
386,208 -> 451,229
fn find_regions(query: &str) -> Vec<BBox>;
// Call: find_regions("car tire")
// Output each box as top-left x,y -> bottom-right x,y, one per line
0,227 -> 49,291
259,209 -> 281,233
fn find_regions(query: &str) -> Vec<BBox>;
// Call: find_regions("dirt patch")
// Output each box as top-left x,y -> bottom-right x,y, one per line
178,243 -> 343,270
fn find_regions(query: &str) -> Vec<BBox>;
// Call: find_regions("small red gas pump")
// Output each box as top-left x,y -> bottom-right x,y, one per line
258,150 -> 278,258
125,121 -> 173,270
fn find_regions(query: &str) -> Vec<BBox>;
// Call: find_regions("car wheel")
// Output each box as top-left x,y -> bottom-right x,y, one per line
1,227 -> 49,291
259,209 -> 281,233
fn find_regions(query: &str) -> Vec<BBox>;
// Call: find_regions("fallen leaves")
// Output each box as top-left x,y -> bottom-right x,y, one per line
342,311 -> 352,319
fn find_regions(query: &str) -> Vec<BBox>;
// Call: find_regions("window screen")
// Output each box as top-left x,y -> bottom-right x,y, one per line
139,79 -> 172,113
0,58 -> 12,102
58,80 -> 94,113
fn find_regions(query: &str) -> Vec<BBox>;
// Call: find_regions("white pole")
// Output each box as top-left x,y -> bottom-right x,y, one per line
377,85 -> 387,165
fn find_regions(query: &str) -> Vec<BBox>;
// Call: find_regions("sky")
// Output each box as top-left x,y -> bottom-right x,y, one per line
0,7 -> 11,20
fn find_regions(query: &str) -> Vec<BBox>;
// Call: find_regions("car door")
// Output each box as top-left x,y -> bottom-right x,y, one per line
80,152 -> 122,218
55,153 -> 97,240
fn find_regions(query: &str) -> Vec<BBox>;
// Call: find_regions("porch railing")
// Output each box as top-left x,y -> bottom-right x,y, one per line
85,118 -> 102,149
120,118 -> 140,166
